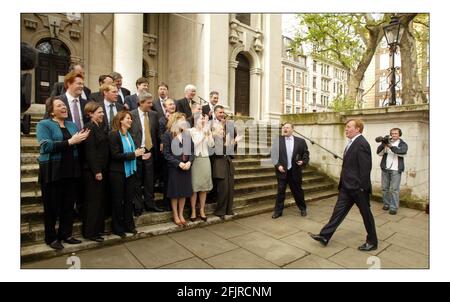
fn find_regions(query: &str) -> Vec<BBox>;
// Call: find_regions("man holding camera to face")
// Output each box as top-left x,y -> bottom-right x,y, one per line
376,128 -> 408,215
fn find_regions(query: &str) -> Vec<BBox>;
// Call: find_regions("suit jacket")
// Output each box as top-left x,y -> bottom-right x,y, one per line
129,109 -> 159,152
88,91 -> 103,103
43,94 -> 89,127
271,136 -> 310,181
202,104 -> 215,120
108,130 -> 137,174
176,97 -> 192,118
117,87 -> 131,106
124,94 -> 139,111
338,135 -> 372,193
162,131 -> 194,168
152,98 -> 166,120
50,82 -> 91,100
101,101 -> 125,132
82,121 -> 109,175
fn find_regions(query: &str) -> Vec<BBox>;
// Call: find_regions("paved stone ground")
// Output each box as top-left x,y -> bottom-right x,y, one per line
22,197 -> 429,269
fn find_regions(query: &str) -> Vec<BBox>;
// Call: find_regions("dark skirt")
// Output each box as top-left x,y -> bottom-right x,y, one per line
166,166 -> 193,199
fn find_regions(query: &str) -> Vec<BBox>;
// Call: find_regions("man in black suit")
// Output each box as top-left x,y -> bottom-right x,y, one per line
124,77 -> 149,111
110,71 -> 130,108
129,92 -> 164,213
176,84 -> 197,118
100,83 -> 124,132
88,75 -> 114,103
44,71 -> 89,127
270,122 -> 310,218
310,119 -> 378,252
50,63 -> 91,100
202,91 -> 219,121
152,82 -> 169,120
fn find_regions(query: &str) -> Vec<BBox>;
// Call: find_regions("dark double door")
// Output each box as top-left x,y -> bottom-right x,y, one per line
35,52 -> 69,104
234,53 -> 250,116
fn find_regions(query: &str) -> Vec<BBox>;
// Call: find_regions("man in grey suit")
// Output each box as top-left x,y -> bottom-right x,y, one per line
124,77 -> 149,111
129,92 -> 164,214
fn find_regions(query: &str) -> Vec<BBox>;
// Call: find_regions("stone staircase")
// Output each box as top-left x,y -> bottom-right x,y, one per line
20,115 -> 338,263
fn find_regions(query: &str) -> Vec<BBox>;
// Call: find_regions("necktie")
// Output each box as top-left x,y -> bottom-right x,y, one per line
160,99 -> 166,115
144,112 -> 153,150
344,140 -> 352,157
72,98 -> 82,130
109,104 -> 115,128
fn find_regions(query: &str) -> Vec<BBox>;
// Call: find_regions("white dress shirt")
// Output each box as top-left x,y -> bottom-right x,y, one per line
118,89 -> 125,103
66,92 -> 84,128
138,107 -> 149,148
344,133 -> 362,156
104,99 -> 117,125
285,135 -> 294,170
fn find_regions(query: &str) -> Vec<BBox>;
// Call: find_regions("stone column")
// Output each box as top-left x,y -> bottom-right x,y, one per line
250,67 -> 262,119
113,14 -> 143,94
227,60 -> 238,113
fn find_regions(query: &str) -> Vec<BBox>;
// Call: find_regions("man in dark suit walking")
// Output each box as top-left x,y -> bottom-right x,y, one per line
110,71 -> 130,108
309,119 -> 378,252
176,84 -> 197,118
129,92 -> 164,214
50,63 -> 91,100
271,122 -> 309,218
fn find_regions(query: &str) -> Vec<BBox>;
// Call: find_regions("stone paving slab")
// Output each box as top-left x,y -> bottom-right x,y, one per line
378,221 -> 428,240
205,221 -> 254,239
160,257 -> 213,269
328,247 -> 406,269
168,228 -> 239,259
125,236 -> 194,268
233,214 -> 301,239
281,231 -> 347,258
377,244 -> 429,268
271,214 -> 325,234
331,229 -> 391,256
205,248 -> 279,269
385,233 -> 429,255
396,217 -> 429,230
228,231 -> 307,266
283,254 -> 344,269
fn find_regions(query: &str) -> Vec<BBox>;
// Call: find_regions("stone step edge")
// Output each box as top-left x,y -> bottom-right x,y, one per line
21,190 -> 338,264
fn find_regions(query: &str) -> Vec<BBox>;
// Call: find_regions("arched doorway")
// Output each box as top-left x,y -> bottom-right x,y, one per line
35,38 -> 70,104
234,53 -> 250,116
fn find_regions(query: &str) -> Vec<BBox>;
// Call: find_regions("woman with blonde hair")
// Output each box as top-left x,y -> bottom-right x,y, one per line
162,112 -> 194,226
108,111 -> 148,237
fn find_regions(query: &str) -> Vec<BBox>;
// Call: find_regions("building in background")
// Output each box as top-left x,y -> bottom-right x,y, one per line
21,13 -> 283,121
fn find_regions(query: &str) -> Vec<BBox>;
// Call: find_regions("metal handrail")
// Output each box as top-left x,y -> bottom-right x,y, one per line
293,129 -> 343,161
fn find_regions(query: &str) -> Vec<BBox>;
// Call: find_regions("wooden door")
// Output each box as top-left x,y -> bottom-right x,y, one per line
234,53 -> 250,116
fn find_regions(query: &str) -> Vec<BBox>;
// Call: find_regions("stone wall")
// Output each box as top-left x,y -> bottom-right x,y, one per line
281,104 -> 429,208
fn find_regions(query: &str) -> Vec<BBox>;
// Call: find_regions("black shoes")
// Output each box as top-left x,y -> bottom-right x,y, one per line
300,209 -> 307,217
382,205 -> 390,211
389,210 -> 397,215
308,233 -> 328,246
358,242 -> 378,251
114,232 -> 127,238
63,237 -> 82,244
49,240 -> 64,250
126,229 -> 138,235
88,236 -> 104,243
272,212 -> 282,219
146,205 -> 164,212
200,216 -> 208,222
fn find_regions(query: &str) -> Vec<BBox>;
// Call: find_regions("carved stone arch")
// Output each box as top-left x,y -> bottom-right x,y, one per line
30,32 -> 78,62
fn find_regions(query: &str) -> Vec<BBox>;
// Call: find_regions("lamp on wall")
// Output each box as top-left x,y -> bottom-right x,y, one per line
383,15 -> 404,106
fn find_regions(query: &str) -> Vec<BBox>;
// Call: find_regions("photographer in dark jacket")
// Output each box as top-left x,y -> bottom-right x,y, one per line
376,128 -> 408,215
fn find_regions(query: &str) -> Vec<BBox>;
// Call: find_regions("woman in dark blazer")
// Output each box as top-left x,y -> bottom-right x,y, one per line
82,101 -> 109,242
37,96 -> 90,250
109,110 -> 147,238
163,112 -> 194,226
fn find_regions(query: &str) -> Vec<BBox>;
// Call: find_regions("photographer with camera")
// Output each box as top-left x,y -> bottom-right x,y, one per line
376,128 -> 408,215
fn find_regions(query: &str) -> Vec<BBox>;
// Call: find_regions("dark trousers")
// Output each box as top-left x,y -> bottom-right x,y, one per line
41,178 -> 77,244
82,170 -> 105,238
109,172 -> 137,234
213,158 -> 235,216
274,169 -> 306,214
136,157 -> 155,210
320,188 -> 378,245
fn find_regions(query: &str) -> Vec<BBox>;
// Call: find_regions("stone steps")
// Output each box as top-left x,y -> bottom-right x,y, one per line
20,188 -> 338,264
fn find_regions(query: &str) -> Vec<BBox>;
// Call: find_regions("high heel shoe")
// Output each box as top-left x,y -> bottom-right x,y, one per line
200,216 -> 208,222
190,216 -> 197,222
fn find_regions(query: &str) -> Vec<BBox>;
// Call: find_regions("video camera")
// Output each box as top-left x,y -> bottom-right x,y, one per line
21,42 -> 38,135
375,135 -> 391,145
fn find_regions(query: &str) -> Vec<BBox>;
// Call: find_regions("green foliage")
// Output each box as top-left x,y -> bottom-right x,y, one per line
328,95 -> 356,112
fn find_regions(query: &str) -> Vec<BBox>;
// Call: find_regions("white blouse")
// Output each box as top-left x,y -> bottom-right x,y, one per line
189,128 -> 215,157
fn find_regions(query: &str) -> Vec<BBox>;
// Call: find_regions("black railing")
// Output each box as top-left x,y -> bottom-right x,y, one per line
293,130 -> 343,160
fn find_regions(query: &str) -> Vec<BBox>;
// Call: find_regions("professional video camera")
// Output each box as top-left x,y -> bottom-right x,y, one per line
375,135 -> 391,145
21,42 -> 38,135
